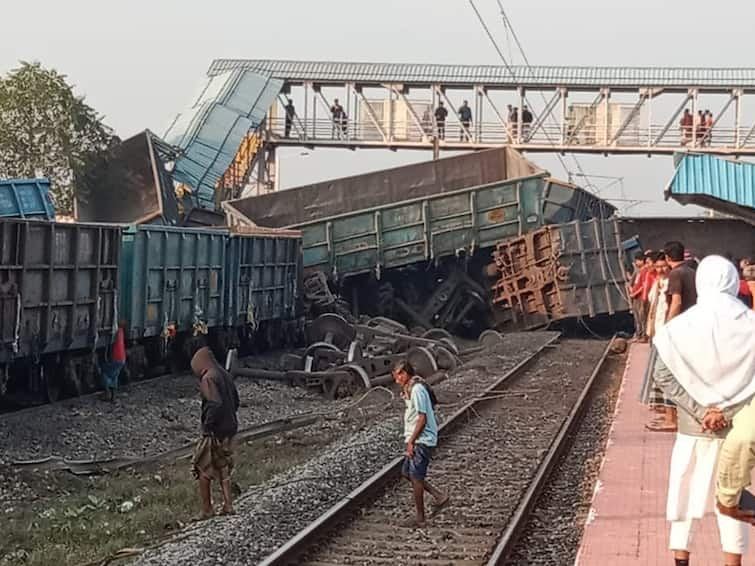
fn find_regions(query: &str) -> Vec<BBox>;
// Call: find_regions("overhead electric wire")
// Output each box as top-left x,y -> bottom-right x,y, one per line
493,0 -> 596,188
469,0 -> 597,191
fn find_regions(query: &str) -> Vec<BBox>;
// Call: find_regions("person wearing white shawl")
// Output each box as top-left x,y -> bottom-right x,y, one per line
652,255 -> 755,566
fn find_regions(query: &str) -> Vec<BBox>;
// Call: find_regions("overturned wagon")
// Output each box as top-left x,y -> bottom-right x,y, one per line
224,148 -> 615,335
489,217 -> 631,332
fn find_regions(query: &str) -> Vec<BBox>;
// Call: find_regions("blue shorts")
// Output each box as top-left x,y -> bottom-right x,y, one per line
401,443 -> 433,481
100,361 -> 124,390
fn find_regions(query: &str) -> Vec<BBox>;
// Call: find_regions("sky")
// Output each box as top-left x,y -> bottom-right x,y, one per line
3,0 -> 753,216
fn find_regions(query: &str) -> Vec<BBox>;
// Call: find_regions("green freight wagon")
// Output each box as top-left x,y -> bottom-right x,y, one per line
224,148 -> 614,280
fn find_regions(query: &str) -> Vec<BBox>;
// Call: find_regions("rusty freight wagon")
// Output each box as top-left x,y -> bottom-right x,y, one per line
223,148 -> 615,334
488,217 -> 631,332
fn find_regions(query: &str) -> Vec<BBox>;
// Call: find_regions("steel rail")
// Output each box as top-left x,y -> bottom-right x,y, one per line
259,333 -> 561,566
485,337 -> 614,564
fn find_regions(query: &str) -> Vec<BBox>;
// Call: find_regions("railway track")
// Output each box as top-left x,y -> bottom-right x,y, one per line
258,337 -> 612,566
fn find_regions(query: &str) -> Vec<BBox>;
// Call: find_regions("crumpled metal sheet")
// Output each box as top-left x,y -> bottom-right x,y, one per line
165,69 -> 283,210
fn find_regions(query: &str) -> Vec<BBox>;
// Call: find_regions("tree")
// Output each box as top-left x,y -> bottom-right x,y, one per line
0,62 -> 115,214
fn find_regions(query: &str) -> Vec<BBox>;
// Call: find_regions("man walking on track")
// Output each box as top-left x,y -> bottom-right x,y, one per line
393,360 -> 449,528
191,346 -> 240,520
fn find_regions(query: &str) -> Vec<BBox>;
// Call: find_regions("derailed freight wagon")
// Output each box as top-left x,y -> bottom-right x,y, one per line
224,147 -> 615,335
0,219 -> 302,403
488,217 -> 631,332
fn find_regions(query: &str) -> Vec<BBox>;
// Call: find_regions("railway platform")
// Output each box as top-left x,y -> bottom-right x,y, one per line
575,343 -> 755,565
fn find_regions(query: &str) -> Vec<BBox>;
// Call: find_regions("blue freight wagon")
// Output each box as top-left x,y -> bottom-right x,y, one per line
0,178 -> 56,219
119,224 -> 302,376
0,218 -> 302,403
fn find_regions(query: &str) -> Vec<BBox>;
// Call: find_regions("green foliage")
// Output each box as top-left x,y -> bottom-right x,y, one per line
0,62 -> 115,214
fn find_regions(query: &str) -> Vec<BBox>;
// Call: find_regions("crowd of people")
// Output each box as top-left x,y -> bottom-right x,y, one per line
680,108 -> 716,146
281,97 -> 541,144
629,242 -> 755,565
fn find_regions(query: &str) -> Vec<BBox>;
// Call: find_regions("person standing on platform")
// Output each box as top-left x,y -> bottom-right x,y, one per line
653,242 -> 697,434
629,255 -> 647,340
191,347 -> 240,520
434,102 -> 448,140
666,241 -> 698,321
393,360 -> 448,528
743,258 -> 755,308
652,256 -> 755,566
640,253 -> 676,431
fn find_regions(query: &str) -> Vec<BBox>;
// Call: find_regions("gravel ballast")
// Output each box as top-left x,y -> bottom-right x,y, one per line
132,332 -> 560,566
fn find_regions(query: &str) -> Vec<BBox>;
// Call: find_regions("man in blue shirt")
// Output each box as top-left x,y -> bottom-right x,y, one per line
393,360 -> 449,528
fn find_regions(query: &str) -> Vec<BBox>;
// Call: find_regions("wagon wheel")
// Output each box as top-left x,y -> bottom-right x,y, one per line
340,364 -> 371,397
478,329 -> 505,349
438,337 -> 460,355
304,342 -> 344,372
433,346 -> 459,372
422,328 -> 454,342
406,346 -> 439,379
308,314 -> 356,350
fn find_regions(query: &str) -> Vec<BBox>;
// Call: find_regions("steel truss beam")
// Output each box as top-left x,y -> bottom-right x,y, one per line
258,81 -> 755,158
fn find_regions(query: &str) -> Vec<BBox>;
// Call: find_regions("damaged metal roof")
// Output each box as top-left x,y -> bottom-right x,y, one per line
164,69 -> 283,209
667,153 -> 755,224
208,59 -> 755,90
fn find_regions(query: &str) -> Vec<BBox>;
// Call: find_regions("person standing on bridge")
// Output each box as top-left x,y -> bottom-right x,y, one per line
330,99 -> 346,139
680,109 -> 693,145
434,101 -> 448,140
458,100 -> 473,141
703,110 -> 714,146
284,98 -> 296,139
521,105 -> 533,141
191,346 -> 240,520
651,256 -> 755,565
393,360 -> 449,528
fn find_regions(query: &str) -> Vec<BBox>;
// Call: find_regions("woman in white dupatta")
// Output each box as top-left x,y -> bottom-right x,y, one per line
653,255 -> 755,566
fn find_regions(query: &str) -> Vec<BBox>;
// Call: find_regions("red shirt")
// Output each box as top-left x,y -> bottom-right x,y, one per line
112,328 -> 126,362
641,270 -> 656,303
741,280 -> 752,297
631,267 -> 647,298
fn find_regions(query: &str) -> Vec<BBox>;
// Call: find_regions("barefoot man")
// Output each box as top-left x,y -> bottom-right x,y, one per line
191,347 -> 240,519
393,360 -> 449,528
